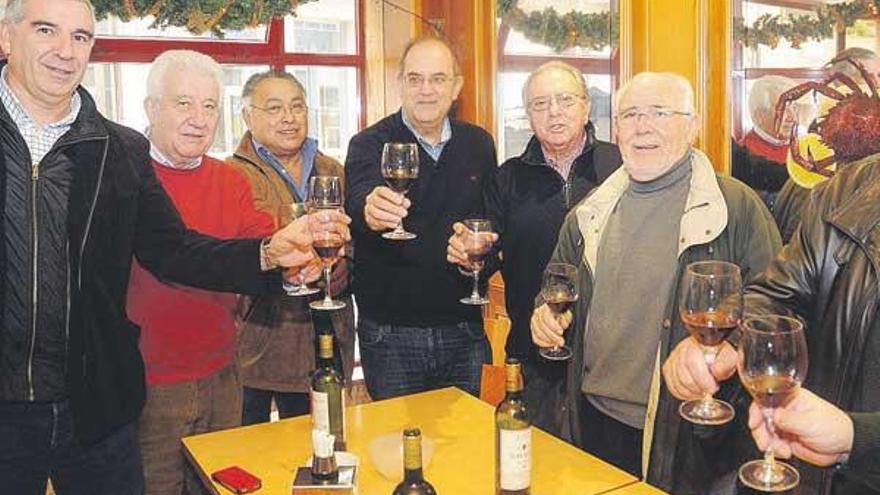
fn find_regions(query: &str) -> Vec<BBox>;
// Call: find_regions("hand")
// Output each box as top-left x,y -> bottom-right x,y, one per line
298,258 -> 324,284
364,186 -> 411,232
748,388 -> 854,467
447,221 -> 499,270
267,211 -> 350,268
530,304 -> 572,348
662,337 -> 737,401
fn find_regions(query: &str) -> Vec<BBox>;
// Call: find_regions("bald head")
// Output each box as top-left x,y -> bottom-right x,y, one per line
397,36 -> 461,78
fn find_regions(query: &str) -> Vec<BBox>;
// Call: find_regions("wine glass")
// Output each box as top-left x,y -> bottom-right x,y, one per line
282,202 -> 321,297
381,142 -> 419,241
538,263 -> 579,361
678,261 -> 742,425
738,315 -> 808,493
308,176 -> 346,311
458,219 -> 495,305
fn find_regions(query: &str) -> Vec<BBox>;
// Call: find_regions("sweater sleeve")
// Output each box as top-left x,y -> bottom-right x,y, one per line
344,130 -> 384,237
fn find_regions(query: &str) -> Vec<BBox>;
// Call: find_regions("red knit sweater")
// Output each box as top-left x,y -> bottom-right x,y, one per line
126,156 -> 274,385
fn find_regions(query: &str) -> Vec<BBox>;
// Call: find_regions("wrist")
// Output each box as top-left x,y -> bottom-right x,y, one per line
260,236 -> 279,271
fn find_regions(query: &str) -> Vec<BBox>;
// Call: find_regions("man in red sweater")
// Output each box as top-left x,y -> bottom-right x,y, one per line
126,50 -> 275,495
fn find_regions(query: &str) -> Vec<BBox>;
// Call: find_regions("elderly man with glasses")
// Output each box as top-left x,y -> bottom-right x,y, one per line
227,70 -> 356,426
447,61 -> 621,432
529,72 -> 781,493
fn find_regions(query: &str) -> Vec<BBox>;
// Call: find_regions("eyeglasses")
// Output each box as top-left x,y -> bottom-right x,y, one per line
249,101 -> 308,117
403,73 -> 455,89
527,93 -> 587,113
617,107 -> 692,127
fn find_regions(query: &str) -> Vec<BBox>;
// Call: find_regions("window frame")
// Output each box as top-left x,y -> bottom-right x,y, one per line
90,1 -> 367,130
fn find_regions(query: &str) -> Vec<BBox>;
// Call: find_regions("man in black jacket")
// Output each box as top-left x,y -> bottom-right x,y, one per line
344,36 -> 497,400
663,152 -> 880,494
447,61 -> 621,431
0,2 -> 348,494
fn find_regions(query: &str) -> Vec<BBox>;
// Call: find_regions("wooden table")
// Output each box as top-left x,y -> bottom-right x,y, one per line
183,387 -> 643,494
604,481 -> 670,494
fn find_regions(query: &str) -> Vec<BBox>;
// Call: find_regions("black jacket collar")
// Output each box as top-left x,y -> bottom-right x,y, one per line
827,154 -> 880,245
518,121 -> 597,167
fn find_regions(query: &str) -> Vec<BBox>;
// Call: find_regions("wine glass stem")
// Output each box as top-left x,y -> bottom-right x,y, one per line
323,265 -> 333,304
763,409 -> 778,471
470,269 -> 481,299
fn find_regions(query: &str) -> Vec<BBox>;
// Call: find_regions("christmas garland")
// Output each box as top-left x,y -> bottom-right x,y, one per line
91,0 -> 319,36
497,0 -> 617,53
735,0 -> 880,49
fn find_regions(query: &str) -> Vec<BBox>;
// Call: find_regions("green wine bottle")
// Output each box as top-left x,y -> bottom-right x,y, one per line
310,333 -> 346,451
495,358 -> 531,495
391,428 -> 437,495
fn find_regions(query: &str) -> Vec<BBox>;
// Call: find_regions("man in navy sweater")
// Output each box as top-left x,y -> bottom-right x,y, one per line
344,36 -> 497,400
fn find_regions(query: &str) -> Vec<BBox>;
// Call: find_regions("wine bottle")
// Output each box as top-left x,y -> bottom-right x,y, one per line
310,332 -> 346,451
391,428 -> 437,495
495,358 -> 531,495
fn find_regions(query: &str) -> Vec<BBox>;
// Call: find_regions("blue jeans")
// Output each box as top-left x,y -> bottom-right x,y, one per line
0,400 -> 144,495
357,318 -> 490,401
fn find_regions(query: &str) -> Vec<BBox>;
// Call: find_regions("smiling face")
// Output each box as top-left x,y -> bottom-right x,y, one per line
146,67 -> 220,166
0,0 -> 95,117
615,76 -> 700,181
398,40 -> 463,135
243,77 -> 309,158
525,68 -> 591,153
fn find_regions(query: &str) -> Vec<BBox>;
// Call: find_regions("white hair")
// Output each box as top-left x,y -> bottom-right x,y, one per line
3,0 -> 96,25
614,72 -> 695,114
748,75 -> 798,134
522,60 -> 590,106
146,49 -> 224,102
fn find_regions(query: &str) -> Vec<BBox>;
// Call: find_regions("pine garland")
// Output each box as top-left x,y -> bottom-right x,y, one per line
91,0 -> 319,36
735,0 -> 880,49
498,0 -> 617,53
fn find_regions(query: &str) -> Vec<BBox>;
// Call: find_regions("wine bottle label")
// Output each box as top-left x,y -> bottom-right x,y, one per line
311,391 -> 330,432
499,428 -> 531,490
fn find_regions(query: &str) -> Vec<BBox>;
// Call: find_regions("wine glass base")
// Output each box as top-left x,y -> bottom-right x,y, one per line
382,230 -> 417,241
679,398 -> 735,425
460,295 -> 488,305
309,299 -> 347,311
285,286 -> 321,297
539,346 -> 572,361
739,459 -> 799,492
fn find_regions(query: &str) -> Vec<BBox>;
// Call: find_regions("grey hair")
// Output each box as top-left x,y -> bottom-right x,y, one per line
241,70 -> 306,103
522,60 -> 589,107
747,75 -> 798,134
3,0 -> 96,25
146,50 -> 224,102
614,72 -> 695,114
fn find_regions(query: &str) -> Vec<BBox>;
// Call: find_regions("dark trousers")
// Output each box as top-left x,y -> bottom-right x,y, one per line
357,318 -> 491,401
240,387 -> 310,425
578,394 -> 643,477
0,400 -> 144,495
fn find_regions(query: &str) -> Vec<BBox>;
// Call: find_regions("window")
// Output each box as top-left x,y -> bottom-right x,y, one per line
496,0 -> 620,160
86,0 -> 364,161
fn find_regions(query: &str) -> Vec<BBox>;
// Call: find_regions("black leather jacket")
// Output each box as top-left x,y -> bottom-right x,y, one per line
0,85 -> 280,445
744,153 -> 880,494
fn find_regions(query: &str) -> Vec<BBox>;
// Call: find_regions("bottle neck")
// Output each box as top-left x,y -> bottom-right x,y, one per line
403,466 -> 424,482
317,334 -> 334,367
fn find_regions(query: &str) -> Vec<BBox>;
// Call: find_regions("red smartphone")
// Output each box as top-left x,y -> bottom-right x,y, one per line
210,466 -> 262,494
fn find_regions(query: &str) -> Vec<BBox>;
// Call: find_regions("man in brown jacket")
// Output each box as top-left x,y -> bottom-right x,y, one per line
228,70 -> 355,424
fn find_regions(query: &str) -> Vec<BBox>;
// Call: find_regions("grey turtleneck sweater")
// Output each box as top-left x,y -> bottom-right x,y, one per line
582,152 -> 693,429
